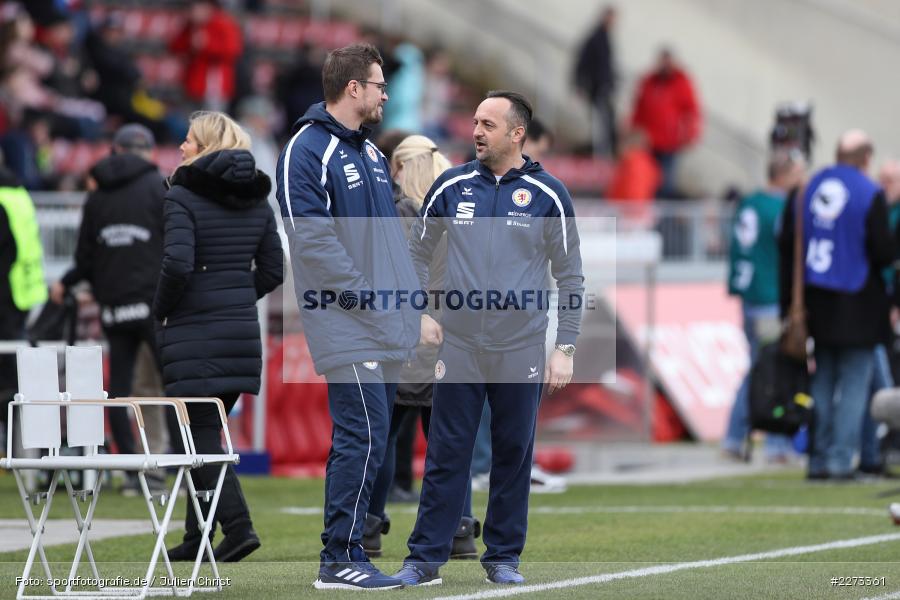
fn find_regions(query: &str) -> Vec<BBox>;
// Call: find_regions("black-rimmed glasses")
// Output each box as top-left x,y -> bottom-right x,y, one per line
356,79 -> 388,93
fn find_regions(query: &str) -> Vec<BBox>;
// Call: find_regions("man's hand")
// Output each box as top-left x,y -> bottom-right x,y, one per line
420,314 -> 443,346
49,281 -> 66,305
544,349 -> 573,395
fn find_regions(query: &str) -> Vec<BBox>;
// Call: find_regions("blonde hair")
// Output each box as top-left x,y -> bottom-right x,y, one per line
390,135 -> 452,208
181,110 -> 251,166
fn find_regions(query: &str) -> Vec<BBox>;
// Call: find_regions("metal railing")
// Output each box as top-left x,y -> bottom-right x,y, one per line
33,193 -> 735,273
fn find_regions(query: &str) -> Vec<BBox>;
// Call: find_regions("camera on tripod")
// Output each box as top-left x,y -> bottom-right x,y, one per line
770,100 -> 815,161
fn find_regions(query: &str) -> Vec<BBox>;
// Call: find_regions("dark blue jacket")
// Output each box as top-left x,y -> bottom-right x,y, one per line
154,149 -> 283,397
410,157 -> 584,351
275,103 -> 420,374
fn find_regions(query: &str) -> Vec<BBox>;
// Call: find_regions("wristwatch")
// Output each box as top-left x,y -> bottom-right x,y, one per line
555,344 -> 576,358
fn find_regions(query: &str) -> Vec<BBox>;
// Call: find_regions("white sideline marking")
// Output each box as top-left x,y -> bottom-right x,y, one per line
432,532 -> 900,600
280,505 -> 887,518
862,591 -> 900,600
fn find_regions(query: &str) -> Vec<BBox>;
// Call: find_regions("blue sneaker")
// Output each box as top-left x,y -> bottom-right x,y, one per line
485,564 -> 525,584
393,563 -> 443,586
314,560 -> 404,590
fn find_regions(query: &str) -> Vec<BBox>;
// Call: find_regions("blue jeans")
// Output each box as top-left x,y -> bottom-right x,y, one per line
722,303 -> 792,458
808,346 -> 875,477
861,344 -> 892,469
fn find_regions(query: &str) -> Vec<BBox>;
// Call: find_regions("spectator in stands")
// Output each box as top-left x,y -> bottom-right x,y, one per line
422,47 -> 454,143
722,149 -> 805,463
574,6 -> 618,157
0,157 -> 47,452
276,43 -> 326,138
50,124 -> 167,494
0,5 -> 104,145
0,110 -> 55,190
383,42 -> 425,133
630,48 -> 702,199
276,43 -> 419,591
84,12 -> 175,144
606,128 -> 660,203
779,130 -> 893,480
364,134 -> 483,561
168,0 -> 242,110
156,111 -> 281,563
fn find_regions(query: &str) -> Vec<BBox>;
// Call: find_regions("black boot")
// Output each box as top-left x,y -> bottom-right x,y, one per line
362,513 -> 390,558
213,528 -> 260,563
450,516 -> 480,560
167,535 -> 209,562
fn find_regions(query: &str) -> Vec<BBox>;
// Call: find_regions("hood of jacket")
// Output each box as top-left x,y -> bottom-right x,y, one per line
170,149 -> 271,209
291,102 -> 371,150
90,153 -> 158,191
473,154 -> 544,183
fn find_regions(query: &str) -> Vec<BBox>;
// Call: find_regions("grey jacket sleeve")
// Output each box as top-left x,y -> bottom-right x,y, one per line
408,178 -> 448,293
545,184 -> 585,346
280,142 -> 373,294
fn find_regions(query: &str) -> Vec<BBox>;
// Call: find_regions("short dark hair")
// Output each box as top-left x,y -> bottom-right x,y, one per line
322,43 -> 384,103
526,117 -> 553,144
486,90 -> 533,135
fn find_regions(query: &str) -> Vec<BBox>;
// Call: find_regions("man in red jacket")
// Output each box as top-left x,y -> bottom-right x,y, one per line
630,48 -> 701,199
169,0 -> 242,109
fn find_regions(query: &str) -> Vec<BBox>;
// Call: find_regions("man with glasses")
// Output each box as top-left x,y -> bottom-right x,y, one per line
277,43 -> 424,590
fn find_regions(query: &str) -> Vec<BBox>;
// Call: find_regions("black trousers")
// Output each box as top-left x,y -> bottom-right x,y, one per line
0,308 -> 26,426
103,318 -> 161,455
182,392 -> 253,541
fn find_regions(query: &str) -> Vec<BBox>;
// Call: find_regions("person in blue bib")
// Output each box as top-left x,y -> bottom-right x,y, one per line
723,149 -> 806,461
779,129 -> 894,480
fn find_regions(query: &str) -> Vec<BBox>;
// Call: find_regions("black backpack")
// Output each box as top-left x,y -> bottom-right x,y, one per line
749,341 -> 813,435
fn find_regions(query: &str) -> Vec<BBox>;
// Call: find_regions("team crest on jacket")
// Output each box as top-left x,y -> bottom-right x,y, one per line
363,361 -> 379,370
512,188 -> 532,207
434,360 -> 446,380
366,145 -> 379,162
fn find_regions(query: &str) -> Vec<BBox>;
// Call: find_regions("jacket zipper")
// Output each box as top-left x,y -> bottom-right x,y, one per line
479,179 -> 500,351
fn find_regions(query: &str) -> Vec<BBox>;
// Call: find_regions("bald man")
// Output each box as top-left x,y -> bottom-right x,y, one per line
779,129 -> 894,480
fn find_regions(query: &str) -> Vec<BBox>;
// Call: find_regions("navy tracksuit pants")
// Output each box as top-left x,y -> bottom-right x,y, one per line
320,361 -> 398,564
405,340 -> 544,569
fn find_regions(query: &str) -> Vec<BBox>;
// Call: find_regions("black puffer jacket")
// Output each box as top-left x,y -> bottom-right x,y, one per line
154,149 -> 283,397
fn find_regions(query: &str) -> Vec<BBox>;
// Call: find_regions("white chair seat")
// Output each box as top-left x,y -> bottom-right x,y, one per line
0,453 -> 238,471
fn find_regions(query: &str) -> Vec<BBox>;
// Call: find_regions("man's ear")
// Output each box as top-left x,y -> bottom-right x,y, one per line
511,125 -> 526,146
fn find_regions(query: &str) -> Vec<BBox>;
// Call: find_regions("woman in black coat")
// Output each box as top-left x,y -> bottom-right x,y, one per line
154,111 -> 282,563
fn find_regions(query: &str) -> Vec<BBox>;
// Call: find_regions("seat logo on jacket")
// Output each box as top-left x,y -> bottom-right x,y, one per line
343,163 -> 361,185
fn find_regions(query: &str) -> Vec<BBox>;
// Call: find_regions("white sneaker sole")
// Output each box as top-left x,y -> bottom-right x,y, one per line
313,579 -> 403,590
412,578 -> 443,587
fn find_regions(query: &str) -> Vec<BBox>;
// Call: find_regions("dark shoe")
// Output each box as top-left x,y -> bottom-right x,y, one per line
387,485 -> 420,503
213,529 -> 260,562
362,513 -> 389,558
167,538 -> 205,562
806,471 -> 829,481
450,516 -> 480,560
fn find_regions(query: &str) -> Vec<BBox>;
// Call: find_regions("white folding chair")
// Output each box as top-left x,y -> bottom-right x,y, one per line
0,346 -> 237,599
65,346 -> 239,598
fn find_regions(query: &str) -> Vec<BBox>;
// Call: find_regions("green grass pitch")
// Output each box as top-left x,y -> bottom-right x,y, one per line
1,468 -> 899,599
